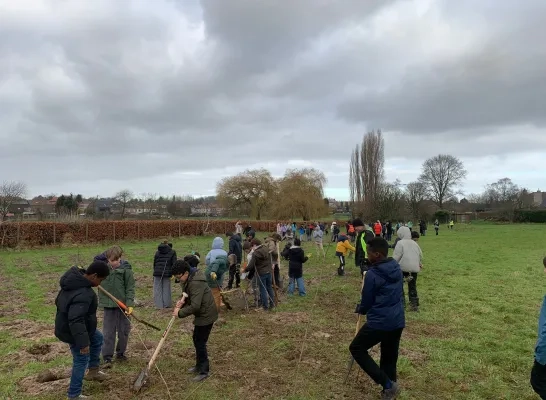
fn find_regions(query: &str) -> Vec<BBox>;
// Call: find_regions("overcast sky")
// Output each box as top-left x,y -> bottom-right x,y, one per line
2,0 -> 545,201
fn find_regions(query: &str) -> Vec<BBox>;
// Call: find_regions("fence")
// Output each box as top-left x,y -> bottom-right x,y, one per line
0,219 -> 313,248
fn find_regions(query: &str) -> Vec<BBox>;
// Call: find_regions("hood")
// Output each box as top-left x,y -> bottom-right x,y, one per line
60,266 -> 92,291
289,246 -> 305,255
337,234 -> 349,242
397,226 -> 411,240
158,243 -> 172,254
190,268 -> 206,283
365,225 -> 374,232
373,258 -> 402,283
230,234 -> 241,243
212,237 -> 224,249
119,260 -> 132,270
94,253 -> 108,263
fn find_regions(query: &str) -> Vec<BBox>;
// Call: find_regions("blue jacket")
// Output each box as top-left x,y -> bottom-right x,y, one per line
205,237 -> 227,266
535,296 -> 546,364
359,258 -> 405,331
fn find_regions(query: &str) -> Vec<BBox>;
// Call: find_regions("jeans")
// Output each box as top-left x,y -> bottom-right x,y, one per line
531,360 -> 546,399
288,277 -> 306,296
349,324 -> 403,389
402,272 -> 419,307
102,308 -> 131,360
68,330 -> 103,398
257,273 -> 275,310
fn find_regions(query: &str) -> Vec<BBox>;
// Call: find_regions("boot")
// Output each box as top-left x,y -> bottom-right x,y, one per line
381,381 -> 401,399
84,367 -> 108,382
193,372 -> 209,382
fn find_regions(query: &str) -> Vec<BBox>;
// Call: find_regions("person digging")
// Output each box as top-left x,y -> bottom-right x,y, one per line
55,261 -> 111,399
173,260 -> 218,382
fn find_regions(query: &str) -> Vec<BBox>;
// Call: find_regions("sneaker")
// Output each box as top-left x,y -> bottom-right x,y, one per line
381,381 -> 401,399
102,358 -> 113,369
115,354 -> 128,362
192,373 -> 209,382
68,395 -> 90,399
187,367 -> 197,374
84,368 -> 109,382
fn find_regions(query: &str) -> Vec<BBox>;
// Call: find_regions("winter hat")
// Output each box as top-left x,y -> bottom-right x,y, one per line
352,218 -> 364,227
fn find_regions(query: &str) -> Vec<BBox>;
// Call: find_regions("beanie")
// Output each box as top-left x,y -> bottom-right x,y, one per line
352,218 -> 364,227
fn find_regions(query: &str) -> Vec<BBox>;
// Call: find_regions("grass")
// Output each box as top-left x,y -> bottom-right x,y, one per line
0,224 -> 545,399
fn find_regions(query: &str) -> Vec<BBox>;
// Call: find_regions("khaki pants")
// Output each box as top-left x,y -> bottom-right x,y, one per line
315,242 -> 325,257
211,287 -> 222,311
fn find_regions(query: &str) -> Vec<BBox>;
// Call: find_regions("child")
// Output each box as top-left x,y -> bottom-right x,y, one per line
265,233 -> 281,288
205,237 -> 228,311
241,241 -> 260,308
298,225 -> 306,242
245,238 -> 276,311
227,232 -> 242,289
393,227 -> 423,312
312,225 -> 325,258
95,246 -> 135,367
55,261 -> 110,399
335,234 -> 356,276
434,219 -> 439,235
281,238 -> 308,296
153,240 -> 177,309
173,260 -> 218,382
349,237 -> 404,399
531,257 -> 546,399
285,229 -> 295,247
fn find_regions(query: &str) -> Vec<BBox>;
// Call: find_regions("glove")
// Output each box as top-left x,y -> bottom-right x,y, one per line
211,272 -> 217,281
307,254 -> 312,258
125,307 -> 134,315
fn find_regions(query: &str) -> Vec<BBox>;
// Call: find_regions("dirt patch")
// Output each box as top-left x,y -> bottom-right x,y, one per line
269,312 -> 309,325
399,347 -> 429,365
27,343 -> 52,355
0,319 -> 55,340
18,367 -> 71,395
403,320 -> 452,340
0,271 -> 28,317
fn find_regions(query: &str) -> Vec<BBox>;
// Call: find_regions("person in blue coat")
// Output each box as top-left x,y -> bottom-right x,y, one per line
531,257 -> 546,399
349,237 -> 405,400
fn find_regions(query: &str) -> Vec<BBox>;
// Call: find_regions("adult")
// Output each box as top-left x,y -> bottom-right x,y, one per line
386,221 -> 393,242
235,221 -> 243,236
153,240 -> 177,309
354,219 -> 373,275
226,232 -> 243,289
245,239 -> 276,311
434,219 -> 439,236
312,225 -> 325,259
265,233 -> 282,288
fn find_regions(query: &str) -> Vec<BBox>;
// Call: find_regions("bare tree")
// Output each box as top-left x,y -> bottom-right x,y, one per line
419,154 -> 467,209
405,181 -> 428,220
349,130 -> 385,218
115,189 -> 134,219
0,181 -> 28,221
485,178 -> 520,205
141,193 -> 158,216
375,180 -> 405,221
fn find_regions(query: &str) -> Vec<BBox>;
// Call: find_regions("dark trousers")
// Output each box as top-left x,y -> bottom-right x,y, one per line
349,324 -> 403,388
273,263 -> 281,288
102,308 -> 131,359
336,252 -> 345,275
532,360 -> 546,399
193,323 -> 214,374
403,272 -> 419,307
228,263 -> 241,289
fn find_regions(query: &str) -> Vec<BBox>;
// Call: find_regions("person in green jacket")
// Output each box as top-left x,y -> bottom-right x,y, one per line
95,246 -> 135,368
173,260 -> 218,382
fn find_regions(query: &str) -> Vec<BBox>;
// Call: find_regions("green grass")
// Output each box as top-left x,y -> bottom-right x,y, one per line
0,224 -> 545,399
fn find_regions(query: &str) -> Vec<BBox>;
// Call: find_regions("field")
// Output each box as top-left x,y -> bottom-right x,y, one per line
0,224 -> 544,399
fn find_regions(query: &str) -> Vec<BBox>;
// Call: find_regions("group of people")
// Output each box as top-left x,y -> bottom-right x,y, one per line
52,215 -> 444,399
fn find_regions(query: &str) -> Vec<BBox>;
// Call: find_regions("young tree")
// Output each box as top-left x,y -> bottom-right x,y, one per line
115,189 -> 134,219
419,154 -> 467,209
216,169 -> 275,220
0,181 -> 28,221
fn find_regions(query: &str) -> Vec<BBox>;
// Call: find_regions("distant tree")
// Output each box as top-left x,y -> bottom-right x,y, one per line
217,169 -> 275,220
141,193 -> 158,216
375,180 -> 405,221
419,154 -> 467,209
75,194 -> 83,203
271,168 -> 329,220
0,181 -> 27,221
115,189 -> 134,219
405,181 -> 428,220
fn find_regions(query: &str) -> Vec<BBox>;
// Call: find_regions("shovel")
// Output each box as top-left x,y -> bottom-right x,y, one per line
133,292 -> 188,392
344,271 -> 366,384
97,286 -> 160,331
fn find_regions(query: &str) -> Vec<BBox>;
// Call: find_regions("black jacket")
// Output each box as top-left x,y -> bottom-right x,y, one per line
228,234 -> 243,264
355,230 -> 374,267
54,267 -> 98,349
281,245 -> 308,279
153,243 -> 177,277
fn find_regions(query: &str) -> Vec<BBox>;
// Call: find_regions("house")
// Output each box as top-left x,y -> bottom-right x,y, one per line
30,196 -> 57,214
7,199 -> 31,214
531,191 -> 546,208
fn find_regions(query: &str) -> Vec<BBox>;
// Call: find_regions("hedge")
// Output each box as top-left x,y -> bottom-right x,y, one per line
0,220 -> 327,248
514,210 -> 546,223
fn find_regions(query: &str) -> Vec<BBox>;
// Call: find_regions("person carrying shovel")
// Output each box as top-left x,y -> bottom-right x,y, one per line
172,260 -> 218,382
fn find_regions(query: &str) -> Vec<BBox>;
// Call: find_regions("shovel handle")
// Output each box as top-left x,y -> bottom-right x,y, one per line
97,286 -> 129,311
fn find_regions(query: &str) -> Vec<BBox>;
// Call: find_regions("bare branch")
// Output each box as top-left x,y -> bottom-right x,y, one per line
0,181 -> 28,221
